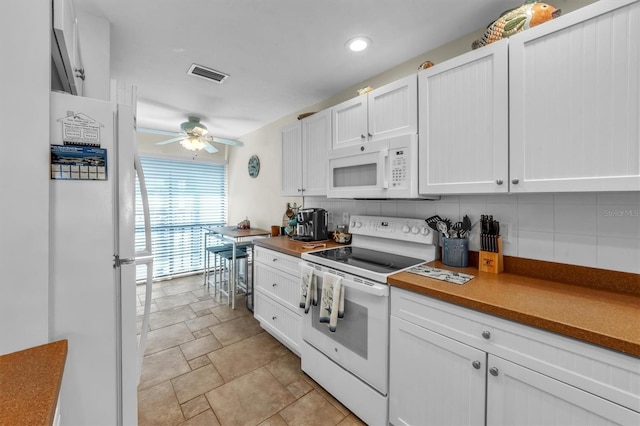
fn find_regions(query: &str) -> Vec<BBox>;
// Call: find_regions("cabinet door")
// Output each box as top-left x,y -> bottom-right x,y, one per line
301,108 -> 330,196
389,316 -> 486,426
487,355 -> 640,426
331,95 -> 368,150
418,40 -> 508,194
280,121 -> 302,196
368,74 -> 417,142
254,290 -> 301,355
509,0 -> 640,192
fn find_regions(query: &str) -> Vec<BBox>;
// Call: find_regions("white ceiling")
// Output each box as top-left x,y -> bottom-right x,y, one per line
74,0 -> 519,141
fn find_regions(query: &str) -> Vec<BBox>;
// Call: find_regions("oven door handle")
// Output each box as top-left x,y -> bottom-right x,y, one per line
300,263 -> 388,297
340,278 -> 388,297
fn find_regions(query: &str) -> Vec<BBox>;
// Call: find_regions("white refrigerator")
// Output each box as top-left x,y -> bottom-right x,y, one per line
49,90 -> 153,425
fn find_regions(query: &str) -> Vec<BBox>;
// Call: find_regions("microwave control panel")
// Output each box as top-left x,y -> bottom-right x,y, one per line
390,149 -> 409,188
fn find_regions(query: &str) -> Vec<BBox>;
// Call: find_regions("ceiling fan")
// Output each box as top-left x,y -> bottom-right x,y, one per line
138,116 -> 243,153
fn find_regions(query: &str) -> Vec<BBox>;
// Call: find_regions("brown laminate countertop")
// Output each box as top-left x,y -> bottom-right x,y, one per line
389,261 -> 640,357
253,235 -> 347,256
0,340 -> 68,426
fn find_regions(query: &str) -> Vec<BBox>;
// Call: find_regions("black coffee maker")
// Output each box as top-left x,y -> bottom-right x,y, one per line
294,208 -> 328,241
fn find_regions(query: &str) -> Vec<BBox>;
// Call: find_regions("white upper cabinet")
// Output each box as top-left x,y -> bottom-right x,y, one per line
301,109 -> 331,196
418,39 -> 509,194
509,0 -> 640,192
281,121 -> 302,196
332,75 -> 417,150
280,108 -> 330,196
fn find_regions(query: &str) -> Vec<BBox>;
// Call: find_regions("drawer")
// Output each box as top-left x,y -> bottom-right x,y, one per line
254,247 -> 299,276
254,262 -> 300,311
391,287 -> 640,413
254,290 -> 301,355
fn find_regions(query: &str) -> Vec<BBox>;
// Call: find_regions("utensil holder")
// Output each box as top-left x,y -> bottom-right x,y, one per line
442,237 -> 469,268
479,237 -> 503,273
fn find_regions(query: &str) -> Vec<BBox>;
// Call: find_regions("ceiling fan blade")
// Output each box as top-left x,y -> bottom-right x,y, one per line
206,135 -> 244,147
155,137 -> 184,145
203,141 -> 219,153
137,127 -> 182,137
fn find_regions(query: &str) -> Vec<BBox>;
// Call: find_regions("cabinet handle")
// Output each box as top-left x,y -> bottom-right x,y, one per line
272,283 -> 277,287
272,258 -> 278,262
482,330 -> 491,339
368,132 -> 373,137
272,316 -> 277,321
511,178 -> 520,185
297,188 -> 302,192
472,360 -> 481,369
496,179 -> 503,185
489,367 -> 499,377
361,134 -> 366,139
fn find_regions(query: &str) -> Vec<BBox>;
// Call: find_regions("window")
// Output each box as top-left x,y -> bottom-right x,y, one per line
135,156 -> 227,280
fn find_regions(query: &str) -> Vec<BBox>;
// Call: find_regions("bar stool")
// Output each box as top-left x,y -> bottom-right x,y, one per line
204,241 -> 233,293
217,247 -> 249,305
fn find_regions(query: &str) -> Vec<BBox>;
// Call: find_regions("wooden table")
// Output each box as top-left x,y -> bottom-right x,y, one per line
204,226 -> 271,309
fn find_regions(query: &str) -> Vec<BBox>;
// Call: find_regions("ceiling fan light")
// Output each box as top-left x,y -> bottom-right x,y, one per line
180,137 -> 205,151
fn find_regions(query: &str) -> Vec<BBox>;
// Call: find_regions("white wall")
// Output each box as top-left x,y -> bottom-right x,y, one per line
0,0 -> 51,353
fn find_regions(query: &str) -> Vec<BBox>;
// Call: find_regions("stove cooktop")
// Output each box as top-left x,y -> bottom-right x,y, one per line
306,246 -> 425,275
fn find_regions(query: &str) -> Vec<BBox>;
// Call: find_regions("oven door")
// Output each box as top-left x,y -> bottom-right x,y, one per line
301,265 -> 389,395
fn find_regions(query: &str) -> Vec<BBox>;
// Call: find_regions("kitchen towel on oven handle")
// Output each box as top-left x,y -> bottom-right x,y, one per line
299,263 -> 318,313
319,272 -> 344,332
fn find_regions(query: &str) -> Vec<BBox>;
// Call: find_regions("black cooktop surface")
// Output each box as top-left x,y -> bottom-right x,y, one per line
307,246 -> 424,274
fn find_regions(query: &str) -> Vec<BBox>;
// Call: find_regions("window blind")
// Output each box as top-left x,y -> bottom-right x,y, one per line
135,156 -> 227,280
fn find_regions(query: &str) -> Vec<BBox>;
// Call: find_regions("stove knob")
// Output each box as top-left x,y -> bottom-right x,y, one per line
354,221 -> 362,228
421,226 -> 430,235
402,224 -> 410,233
350,220 -> 356,228
411,225 -> 420,234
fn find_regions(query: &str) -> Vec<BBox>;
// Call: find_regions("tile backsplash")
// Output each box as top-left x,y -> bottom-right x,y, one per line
304,192 -> 640,274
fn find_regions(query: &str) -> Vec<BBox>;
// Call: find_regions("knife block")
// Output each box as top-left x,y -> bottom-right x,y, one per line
478,237 -> 503,274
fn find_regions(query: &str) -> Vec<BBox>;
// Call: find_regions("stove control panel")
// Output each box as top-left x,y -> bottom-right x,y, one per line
349,215 -> 436,244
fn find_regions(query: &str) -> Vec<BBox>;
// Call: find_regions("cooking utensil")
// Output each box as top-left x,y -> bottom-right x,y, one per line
425,215 -> 445,231
436,221 -> 449,238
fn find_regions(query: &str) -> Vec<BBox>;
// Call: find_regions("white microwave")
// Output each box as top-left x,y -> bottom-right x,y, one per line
327,134 -> 434,199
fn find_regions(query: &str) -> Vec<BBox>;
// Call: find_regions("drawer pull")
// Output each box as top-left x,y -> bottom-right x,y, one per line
472,360 -> 481,369
272,316 -> 277,321
272,258 -> 278,262
482,330 -> 491,340
272,283 -> 277,287
489,367 -> 499,377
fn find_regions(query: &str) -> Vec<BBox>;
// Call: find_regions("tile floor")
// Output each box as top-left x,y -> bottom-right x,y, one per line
136,274 -> 365,426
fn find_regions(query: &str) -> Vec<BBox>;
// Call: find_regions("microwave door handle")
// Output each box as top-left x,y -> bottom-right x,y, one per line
380,148 -> 389,189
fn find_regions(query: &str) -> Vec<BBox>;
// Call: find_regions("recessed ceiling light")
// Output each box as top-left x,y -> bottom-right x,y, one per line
346,36 -> 371,52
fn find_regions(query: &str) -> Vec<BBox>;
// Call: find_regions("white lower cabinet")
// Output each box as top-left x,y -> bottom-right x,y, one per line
253,247 -> 301,355
389,287 -> 640,426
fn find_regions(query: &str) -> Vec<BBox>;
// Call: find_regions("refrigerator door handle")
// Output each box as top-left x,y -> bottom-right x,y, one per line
114,255 -> 136,267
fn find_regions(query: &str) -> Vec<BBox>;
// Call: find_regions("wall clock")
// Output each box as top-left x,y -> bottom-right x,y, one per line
248,155 -> 260,178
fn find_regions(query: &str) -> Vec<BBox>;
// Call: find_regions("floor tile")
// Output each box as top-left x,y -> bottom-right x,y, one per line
286,379 -> 313,399
139,347 -> 191,390
265,351 -> 306,387
155,292 -> 201,310
145,322 -> 195,355
209,314 -> 263,346
205,367 -> 295,425
163,280 -> 206,296
185,313 -> 220,332
149,305 -> 198,330
138,381 -> 184,426
210,301 -> 251,323
207,332 -> 288,382
179,409 -> 220,426
337,414 -> 367,426
171,363 -> 224,404
188,355 -> 211,370
180,395 -> 210,420
258,413 -> 289,426
190,297 -> 222,313
180,334 -> 222,360
279,390 -> 346,426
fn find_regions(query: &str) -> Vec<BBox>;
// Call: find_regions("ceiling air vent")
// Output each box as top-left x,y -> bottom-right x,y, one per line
187,64 -> 229,84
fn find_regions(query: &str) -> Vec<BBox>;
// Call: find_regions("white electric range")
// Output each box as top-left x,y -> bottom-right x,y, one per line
300,215 -> 439,425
